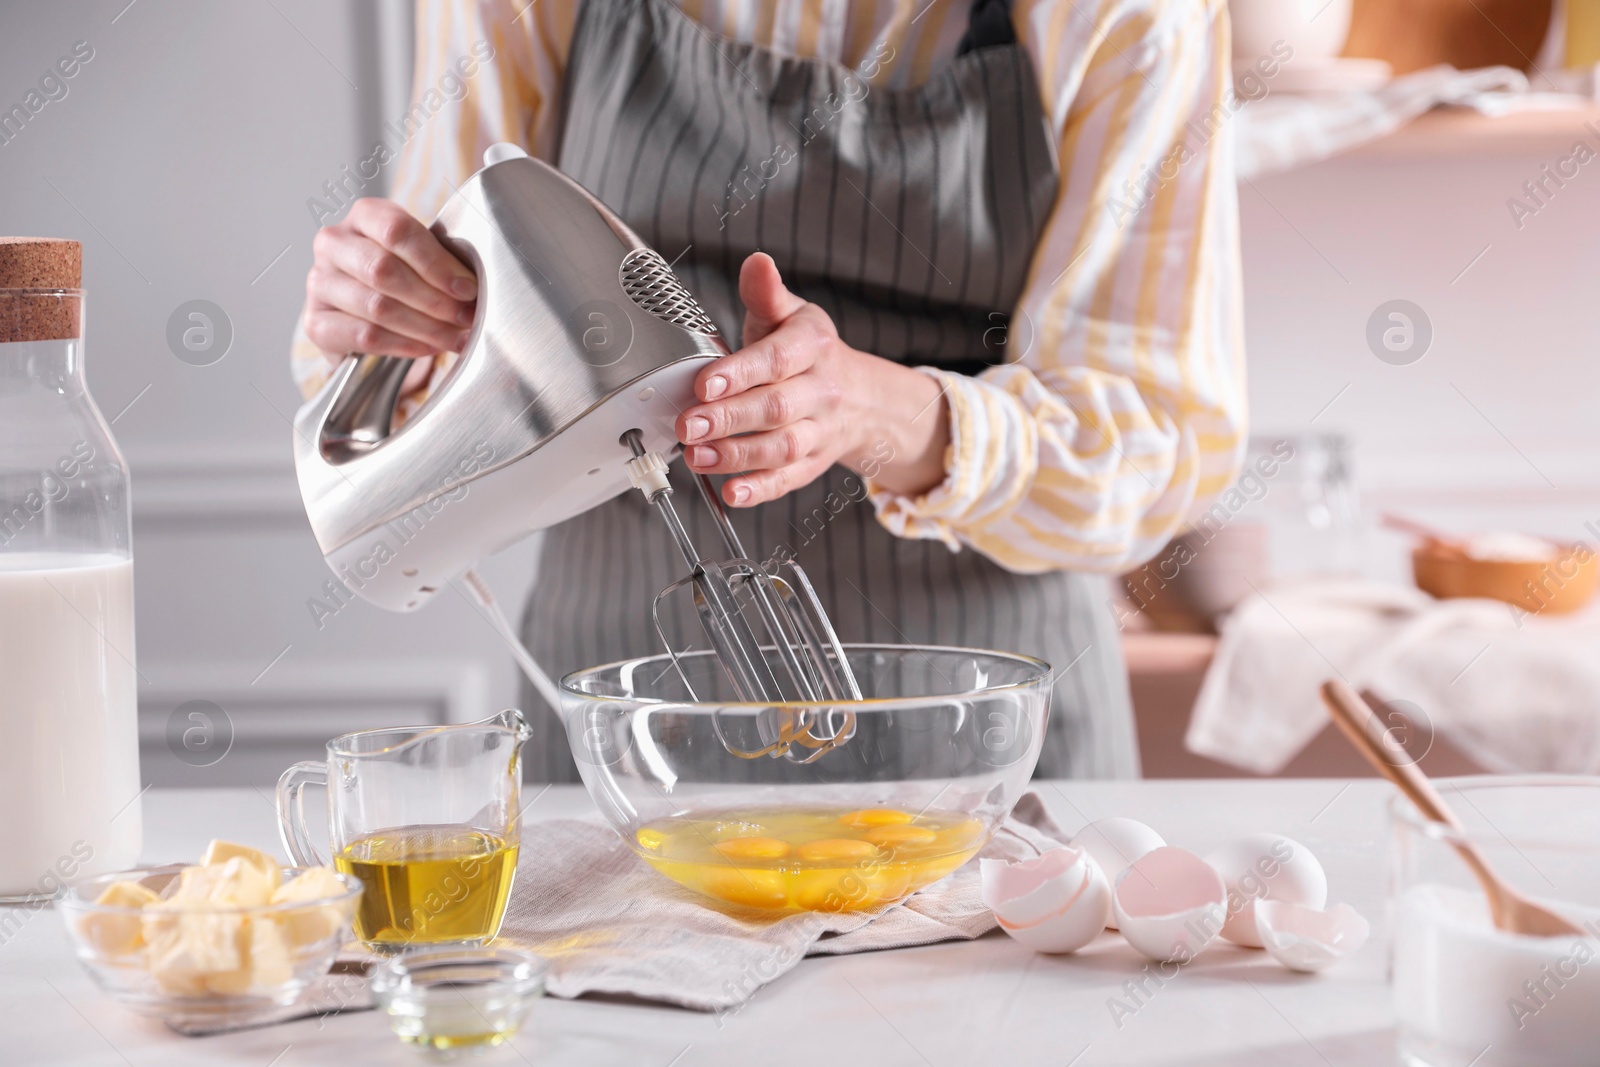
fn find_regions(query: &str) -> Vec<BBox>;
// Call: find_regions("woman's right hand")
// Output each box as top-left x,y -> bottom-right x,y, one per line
304,198 -> 478,388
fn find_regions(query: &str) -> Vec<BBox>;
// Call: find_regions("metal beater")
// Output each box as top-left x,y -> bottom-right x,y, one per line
623,430 -> 860,762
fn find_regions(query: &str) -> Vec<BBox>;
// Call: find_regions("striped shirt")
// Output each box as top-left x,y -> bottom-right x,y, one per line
289,0 -> 1247,575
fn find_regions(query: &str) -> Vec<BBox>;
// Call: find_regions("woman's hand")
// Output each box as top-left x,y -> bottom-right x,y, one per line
677,253 -> 951,507
303,198 -> 479,395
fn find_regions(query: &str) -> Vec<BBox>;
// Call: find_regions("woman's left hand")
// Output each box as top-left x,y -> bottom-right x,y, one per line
678,253 -> 951,507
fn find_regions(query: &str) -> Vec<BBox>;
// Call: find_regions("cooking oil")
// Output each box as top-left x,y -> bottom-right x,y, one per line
334,825 -> 518,948
371,947 -> 546,1055
633,807 -> 984,911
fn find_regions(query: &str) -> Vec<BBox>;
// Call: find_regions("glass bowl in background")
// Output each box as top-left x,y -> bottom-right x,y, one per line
58,865 -> 361,1028
561,645 -> 1052,912
1390,776 -> 1600,1067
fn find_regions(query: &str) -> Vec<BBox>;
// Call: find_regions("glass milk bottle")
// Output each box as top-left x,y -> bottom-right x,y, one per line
0,238 -> 141,899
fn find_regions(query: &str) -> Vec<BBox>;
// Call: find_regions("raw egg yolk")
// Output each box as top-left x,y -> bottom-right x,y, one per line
862,825 -> 939,849
713,837 -> 792,861
636,829 -> 666,850
839,808 -> 914,829
702,869 -> 789,909
796,839 -> 881,863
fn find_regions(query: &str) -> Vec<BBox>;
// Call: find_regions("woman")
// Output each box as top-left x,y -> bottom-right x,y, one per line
291,0 -> 1246,781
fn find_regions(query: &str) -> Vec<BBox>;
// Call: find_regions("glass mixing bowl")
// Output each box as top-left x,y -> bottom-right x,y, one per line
560,645 -> 1052,912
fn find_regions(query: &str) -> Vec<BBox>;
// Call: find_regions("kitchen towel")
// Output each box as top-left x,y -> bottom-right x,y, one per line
1235,64 -> 1566,179
495,791 -> 1067,1012
1186,577 -> 1600,775
168,793 -> 1068,1035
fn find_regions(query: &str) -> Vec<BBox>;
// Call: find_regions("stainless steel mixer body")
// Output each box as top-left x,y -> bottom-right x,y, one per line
294,145 -> 723,613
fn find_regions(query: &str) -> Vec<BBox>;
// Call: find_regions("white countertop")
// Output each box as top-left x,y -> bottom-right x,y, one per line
3,780 -> 1402,1066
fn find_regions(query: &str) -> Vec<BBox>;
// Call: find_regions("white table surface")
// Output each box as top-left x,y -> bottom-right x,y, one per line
4,780 -> 1405,1066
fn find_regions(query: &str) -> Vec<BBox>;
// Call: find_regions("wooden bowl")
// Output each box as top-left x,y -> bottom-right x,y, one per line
1411,542 -> 1599,615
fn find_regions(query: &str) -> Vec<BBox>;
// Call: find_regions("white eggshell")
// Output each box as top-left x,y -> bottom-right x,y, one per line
980,846 -> 1111,955
1069,818 -> 1166,930
1203,833 -> 1328,948
1112,846 -> 1228,963
1255,900 -> 1369,973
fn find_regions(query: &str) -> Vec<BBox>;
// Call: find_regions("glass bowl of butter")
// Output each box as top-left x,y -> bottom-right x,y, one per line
58,839 -> 361,1027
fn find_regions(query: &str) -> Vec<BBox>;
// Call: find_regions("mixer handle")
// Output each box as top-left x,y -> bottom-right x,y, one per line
320,352 -> 414,455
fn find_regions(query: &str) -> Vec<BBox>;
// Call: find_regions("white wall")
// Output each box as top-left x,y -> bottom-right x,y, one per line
1240,128 -> 1600,581
0,0 -> 540,787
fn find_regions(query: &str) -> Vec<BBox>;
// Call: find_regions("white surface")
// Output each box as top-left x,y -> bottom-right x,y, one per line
3,2 -> 1600,792
0,6 -> 1591,746
3,780 -> 1402,1066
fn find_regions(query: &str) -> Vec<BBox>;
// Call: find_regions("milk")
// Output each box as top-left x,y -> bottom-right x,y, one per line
0,553 -> 141,897
1394,884 -> 1600,1067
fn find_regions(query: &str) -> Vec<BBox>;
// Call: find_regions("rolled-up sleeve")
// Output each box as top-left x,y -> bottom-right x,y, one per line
869,0 -> 1247,575
288,0 -> 576,406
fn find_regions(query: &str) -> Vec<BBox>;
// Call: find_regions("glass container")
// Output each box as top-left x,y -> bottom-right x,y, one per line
0,283 -> 141,900
561,645 -> 1053,912
1242,433 -> 1360,579
370,947 -> 547,1056
58,864 -> 361,1029
276,710 -> 532,951
1390,776 -> 1600,1067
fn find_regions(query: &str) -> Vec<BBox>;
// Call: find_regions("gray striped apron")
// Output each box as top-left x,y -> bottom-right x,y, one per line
518,0 -> 1139,782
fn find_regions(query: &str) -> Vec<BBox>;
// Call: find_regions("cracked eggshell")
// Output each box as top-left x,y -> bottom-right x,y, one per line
1069,818 -> 1166,930
1204,834 -> 1328,948
1112,846 -> 1228,963
980,846 -> 1111,955
1256,900 -> 1369,973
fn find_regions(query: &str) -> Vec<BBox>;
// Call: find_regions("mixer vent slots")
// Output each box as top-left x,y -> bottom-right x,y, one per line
619,249 -> 719,335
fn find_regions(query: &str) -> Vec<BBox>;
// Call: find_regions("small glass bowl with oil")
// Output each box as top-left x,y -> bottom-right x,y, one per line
370,947 -> 547,1056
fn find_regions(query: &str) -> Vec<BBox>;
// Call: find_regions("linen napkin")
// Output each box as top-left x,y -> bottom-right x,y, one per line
1186,578 -> 1600,775
1236,64 -> 1538,179
167,793 -> 1068,1034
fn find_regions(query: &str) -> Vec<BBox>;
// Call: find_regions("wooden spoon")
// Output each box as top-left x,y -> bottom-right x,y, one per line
1319,679 -> 1582,937
1378,512 -> 1462,551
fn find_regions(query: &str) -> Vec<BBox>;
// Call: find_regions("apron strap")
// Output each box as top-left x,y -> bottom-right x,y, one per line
956,0 -> 1016,55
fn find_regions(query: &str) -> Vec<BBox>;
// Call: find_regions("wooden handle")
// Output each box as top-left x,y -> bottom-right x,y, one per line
1378,512 -> 1455,547
1321,679 -> 1506,910
1319,680 -> 1462,831
1321,678 -> 1584,937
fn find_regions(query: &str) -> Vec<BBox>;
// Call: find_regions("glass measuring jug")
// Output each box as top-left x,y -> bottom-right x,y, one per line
276,710 -> 531,952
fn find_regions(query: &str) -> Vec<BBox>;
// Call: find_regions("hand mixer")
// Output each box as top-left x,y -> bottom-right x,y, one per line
292,143 -> 859,761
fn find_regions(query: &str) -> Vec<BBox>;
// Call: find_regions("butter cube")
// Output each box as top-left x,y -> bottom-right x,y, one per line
270,867 -> 349,948
78,880 -> 159,956
201,840 -> 283,893
142,859 -> 269,995
143,906 -> 247,996
247,914 -> 294,989
204,917 -> 293,995
169,857 -> 273,908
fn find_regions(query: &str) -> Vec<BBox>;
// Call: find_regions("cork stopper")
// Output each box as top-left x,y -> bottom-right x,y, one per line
0,238 -> 83,342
